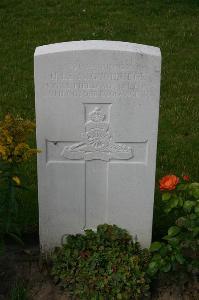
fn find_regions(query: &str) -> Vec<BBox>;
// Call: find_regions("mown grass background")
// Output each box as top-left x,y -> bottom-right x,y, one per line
0,0 -> 198,239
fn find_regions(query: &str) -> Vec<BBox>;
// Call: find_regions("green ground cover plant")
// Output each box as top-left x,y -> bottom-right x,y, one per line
0,0 -> 198,236
52,224 -> 151,300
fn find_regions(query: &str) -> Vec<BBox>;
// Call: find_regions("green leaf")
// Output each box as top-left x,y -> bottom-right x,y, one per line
171,238 -> 181,246
163,236 -> 179,246
192,226 -> 199,237
189,183 -> 199,188
159,245 -> 168,256
176,183 -> 188,191
165,198 -> 179,213
164,207 -> 172,214
195,205 -> 199,214
147,261 -> 159,276
175,254 -> 185,264
170,197 -> 179,208
152,253 -> 162,261
150,242 -> 162,252
161,263 -> 171,272
162,192 -> 171,201
183,201 -> 195,212
189,183 -> 199,198
178,198 -> 184,207
168,226 -> 181,237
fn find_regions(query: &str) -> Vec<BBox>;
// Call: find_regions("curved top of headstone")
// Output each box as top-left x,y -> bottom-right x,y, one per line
35,40 -> 161,57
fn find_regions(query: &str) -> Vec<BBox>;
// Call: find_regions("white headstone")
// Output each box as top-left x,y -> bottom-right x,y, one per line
34,40 -> 161,251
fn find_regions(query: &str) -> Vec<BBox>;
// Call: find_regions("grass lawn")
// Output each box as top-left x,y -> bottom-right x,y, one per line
0,0 -> 198,239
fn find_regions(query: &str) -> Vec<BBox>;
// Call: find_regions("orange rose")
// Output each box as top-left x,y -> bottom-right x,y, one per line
159,175 -> 179,191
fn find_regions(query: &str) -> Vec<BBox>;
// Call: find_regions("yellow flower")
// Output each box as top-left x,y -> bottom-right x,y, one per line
6,135 -> 13,144
14,143 -> 29,155
12,176 -> 21,185
0,145 -> 6,156
0,144 -> 8,160
0,114 -> 39,163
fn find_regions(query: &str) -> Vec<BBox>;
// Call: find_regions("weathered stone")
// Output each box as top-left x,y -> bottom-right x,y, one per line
34,40 -> 161,251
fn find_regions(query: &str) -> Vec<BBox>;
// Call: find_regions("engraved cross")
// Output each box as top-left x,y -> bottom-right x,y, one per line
48,104 -> 137,230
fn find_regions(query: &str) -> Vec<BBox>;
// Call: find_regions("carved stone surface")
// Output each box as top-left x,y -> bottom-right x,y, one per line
61,106 -> 133,161
34,40 -> 161,251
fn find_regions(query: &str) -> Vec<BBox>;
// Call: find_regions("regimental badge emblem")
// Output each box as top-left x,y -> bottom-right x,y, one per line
61,107 -> 133,161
